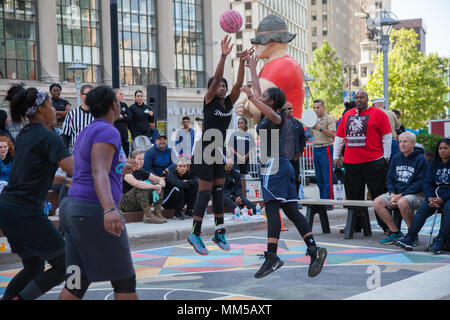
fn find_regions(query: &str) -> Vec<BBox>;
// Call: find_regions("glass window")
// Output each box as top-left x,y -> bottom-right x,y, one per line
118,0 -> 158,85
0,0 -> 39,80
57,0 -> 102,83
173,0 -> 205,88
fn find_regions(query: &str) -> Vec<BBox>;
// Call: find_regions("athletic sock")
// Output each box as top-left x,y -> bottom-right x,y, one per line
304,235 -> 316,248
267,242 -> 278,254
192,220 -> 203,236
215,216 -> 224,227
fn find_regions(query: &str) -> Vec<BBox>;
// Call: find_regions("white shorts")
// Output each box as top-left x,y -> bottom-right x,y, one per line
378,192 -> 424,210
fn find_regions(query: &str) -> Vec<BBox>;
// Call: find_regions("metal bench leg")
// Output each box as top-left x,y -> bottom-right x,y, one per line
362,208 -> 372,237
318,206 -> 331,234
345,208 -> 356,239
305,206 -> 314,230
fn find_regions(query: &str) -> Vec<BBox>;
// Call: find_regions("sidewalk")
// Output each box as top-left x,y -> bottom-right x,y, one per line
0,184 -> 349,265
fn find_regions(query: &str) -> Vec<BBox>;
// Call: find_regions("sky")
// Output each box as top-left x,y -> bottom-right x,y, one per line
391,0 -> 450,57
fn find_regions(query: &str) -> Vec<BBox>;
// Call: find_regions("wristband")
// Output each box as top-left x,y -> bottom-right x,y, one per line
104,207 -> 121,215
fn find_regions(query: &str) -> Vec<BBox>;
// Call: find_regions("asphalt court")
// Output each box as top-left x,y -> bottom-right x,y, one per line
0,235 -> 447,300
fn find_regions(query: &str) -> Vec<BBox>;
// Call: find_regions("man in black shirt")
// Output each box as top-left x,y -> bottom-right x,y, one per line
127,90 -> 155,140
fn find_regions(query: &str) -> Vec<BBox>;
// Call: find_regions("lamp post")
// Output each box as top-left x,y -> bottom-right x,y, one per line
368,10 -> 399,110
68,60 -> 88,108
304,75 -> 315,110
344,64 -> 357,102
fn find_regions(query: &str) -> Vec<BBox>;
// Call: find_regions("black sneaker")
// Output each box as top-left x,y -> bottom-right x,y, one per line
254,251 -> 284,279
306,246 -> 327,278
173,212 -> 184,220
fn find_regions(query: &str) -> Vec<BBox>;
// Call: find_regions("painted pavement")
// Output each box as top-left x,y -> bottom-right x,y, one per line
1,236 -> 449,300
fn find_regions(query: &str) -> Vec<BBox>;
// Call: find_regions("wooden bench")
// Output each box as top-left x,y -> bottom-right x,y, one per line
298,199 -> 374,239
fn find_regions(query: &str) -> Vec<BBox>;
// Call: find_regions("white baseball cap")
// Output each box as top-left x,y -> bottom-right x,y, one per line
371,98 -> 385,104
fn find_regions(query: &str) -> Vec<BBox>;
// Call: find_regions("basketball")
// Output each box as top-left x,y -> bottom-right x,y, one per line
220,10 -> 243,34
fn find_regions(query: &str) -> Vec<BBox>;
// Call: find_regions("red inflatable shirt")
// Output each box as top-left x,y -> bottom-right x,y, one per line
259,55 -> 305,119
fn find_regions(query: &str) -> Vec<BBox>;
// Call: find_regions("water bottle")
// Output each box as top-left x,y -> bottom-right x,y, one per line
242,206 -> 249,221
152,190 -> 159,202
234,207 -> 241,221
43,201 -> 49,215
47,201 -> 53,216
255,203 -> 261,216
249,184 -> 255,198
336,181 -> 344,200
298,184 -> 305,200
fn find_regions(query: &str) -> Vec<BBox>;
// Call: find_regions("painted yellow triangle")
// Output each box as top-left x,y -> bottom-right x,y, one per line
163,257 -> 199,268
135,268 -> 161,277
342,258 -> 394,265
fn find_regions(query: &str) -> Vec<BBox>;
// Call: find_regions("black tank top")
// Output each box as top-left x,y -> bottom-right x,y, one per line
201,95 -> 233,151
256,109 -> 292,163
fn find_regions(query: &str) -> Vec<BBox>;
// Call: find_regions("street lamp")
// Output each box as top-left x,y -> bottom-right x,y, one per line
367,10 -> 399,110
304,75 -> 315,110
344,64 -> 358,102
68,60 -> 88,108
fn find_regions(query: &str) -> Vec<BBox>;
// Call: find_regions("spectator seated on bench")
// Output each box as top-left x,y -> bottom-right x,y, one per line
395,138 -> 450,254
119,150 -> 167,224
162,156 -> 198,220
224,159 -> 256,214
373,132 -> 427,245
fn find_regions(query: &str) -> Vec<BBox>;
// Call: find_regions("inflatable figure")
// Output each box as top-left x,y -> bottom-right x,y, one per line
236,15 -> 305,121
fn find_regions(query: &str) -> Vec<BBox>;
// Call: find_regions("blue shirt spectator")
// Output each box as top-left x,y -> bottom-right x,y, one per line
143,135 -> 176,177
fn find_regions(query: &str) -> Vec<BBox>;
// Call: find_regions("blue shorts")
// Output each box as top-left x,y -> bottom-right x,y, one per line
260,157 -> 298,203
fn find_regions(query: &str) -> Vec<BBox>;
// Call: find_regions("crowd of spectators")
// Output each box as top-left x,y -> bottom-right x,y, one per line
0,83 -> 259,225
0,83 -> 448,253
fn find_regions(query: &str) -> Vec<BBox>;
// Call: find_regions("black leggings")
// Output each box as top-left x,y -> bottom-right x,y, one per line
265,201 -> 311,240
2,253 -> 66,300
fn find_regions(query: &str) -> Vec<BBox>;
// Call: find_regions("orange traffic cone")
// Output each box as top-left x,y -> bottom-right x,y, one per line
279,209 -> 288,232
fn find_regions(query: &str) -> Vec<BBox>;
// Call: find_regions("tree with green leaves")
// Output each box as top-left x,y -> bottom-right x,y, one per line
306,41 -> 345,118
366,28 -> 448,129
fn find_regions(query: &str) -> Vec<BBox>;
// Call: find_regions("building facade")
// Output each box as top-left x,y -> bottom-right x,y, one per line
307,0 -> 361,66
393,19 -> 427,53
230,0 -> 308,72
0,0 -> 236,141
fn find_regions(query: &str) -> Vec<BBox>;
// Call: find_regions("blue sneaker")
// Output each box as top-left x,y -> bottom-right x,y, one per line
187,233 -> 209,256
212,228 -> 230,251
394,235 -> 418,251
430,237 -> 445,255
380,231 -> 404,245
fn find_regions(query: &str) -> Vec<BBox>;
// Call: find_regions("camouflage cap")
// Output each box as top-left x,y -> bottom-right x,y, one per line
250,14 -> 296,45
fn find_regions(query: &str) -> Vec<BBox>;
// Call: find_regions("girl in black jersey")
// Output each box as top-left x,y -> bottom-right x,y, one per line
188,36 -> 253,255
0,85 -> 74,299
239,56 -> 327,278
